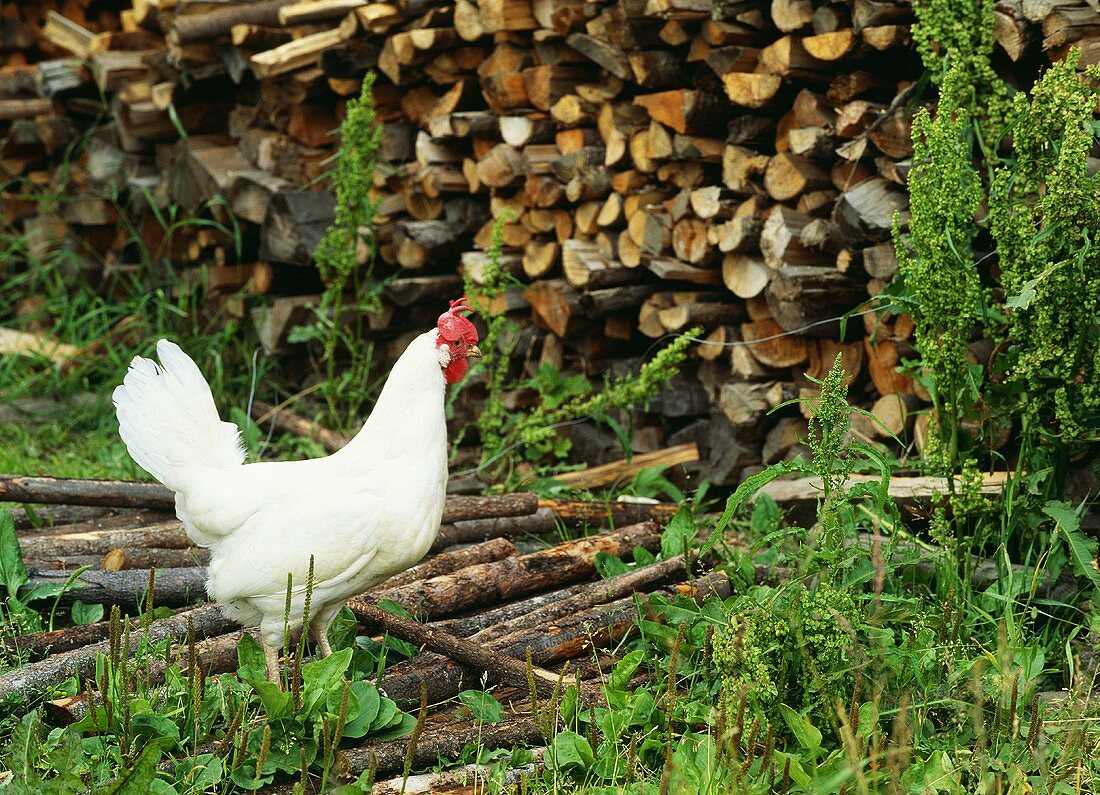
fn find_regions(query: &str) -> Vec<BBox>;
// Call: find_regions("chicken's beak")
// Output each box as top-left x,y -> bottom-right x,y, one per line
466,345 -> 483,359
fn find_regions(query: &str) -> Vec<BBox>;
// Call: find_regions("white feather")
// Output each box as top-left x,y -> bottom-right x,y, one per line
112,340 -> 244,492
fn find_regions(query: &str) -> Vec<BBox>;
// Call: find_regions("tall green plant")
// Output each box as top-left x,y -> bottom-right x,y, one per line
990,58 -> 1100,444
292,73 -> 385,430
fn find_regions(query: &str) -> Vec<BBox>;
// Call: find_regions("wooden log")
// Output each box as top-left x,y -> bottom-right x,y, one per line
358,522 -> 662,618
761,206 -> 823,268
432,507 -> 559,551
741,317 -> 808,367
169,0 -> 295,46
17,521 -> 191,558
0,476 -> 176,509
764,153 -> 831,201
435,554 -> 688,640
379,570 -> 729,704
634,90 -> 725,134
0,605 -> 233,708
720,381 -> 795,429
24,567 -> 207,611
766,265 -> 866,335
833,176 -> 910,243
338,716 -> 543,783
722,254 -> 771,298
541,499 -> 678,526
721,72 -> 783,109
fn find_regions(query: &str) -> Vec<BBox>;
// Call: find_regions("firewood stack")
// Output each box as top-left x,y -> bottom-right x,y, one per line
3,0 -> 1098,484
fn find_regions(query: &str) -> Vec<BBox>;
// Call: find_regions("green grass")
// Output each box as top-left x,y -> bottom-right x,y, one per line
0,398 -> 143,480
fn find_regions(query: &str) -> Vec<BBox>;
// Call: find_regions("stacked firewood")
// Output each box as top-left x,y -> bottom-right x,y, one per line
2,0 -> 1098,484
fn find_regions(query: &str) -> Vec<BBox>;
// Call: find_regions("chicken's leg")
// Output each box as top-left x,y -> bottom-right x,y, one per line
260,620 -> 285,685
310,603 -> 341,658
262,638 -> 281,685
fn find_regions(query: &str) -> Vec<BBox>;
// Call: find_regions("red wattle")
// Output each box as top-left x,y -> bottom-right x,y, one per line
443,356 -> 468,384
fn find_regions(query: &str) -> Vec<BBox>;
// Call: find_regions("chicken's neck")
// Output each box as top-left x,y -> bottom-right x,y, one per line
337,331 -> 449,478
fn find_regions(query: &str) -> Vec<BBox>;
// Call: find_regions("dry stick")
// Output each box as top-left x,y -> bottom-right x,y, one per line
0,605 -> 233,708
351,602 -> 562,698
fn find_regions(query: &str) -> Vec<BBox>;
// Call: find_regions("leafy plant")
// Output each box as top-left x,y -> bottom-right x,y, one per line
290,72 -> 386,431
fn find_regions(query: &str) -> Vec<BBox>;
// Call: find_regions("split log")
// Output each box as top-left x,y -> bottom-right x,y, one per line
758,472 -> 1009,526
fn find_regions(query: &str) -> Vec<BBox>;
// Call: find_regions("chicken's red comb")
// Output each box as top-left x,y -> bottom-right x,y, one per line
437,297 -> 479,344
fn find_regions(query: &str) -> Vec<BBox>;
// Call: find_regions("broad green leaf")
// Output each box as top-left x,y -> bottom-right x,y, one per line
370,698 -> 398,732
660,507 -> 696,559
594,552 -> 629,580
106,738 -> 172,794
0,510 -> 28,600
343,681 -> 381,738
130,714 -> 180,749
749,494 -> 781,536
1045,502 -> 1100,587
71,600 -> 104,625
458,690 -> 504,723
236,633 -> 266,672
301,647 -> 353,690
779,704 -> 823,752
547,731 -> 594,773
371,712 -> 416,740
608,649 -> 646,692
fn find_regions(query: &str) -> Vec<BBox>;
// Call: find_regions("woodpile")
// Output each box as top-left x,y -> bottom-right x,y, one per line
3,0 -> 1098,482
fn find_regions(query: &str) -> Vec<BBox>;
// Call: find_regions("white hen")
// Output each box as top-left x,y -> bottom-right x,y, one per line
113,298 -> 481,683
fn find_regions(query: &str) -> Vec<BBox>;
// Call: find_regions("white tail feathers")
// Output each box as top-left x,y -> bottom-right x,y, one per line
113,340 -> 245,492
